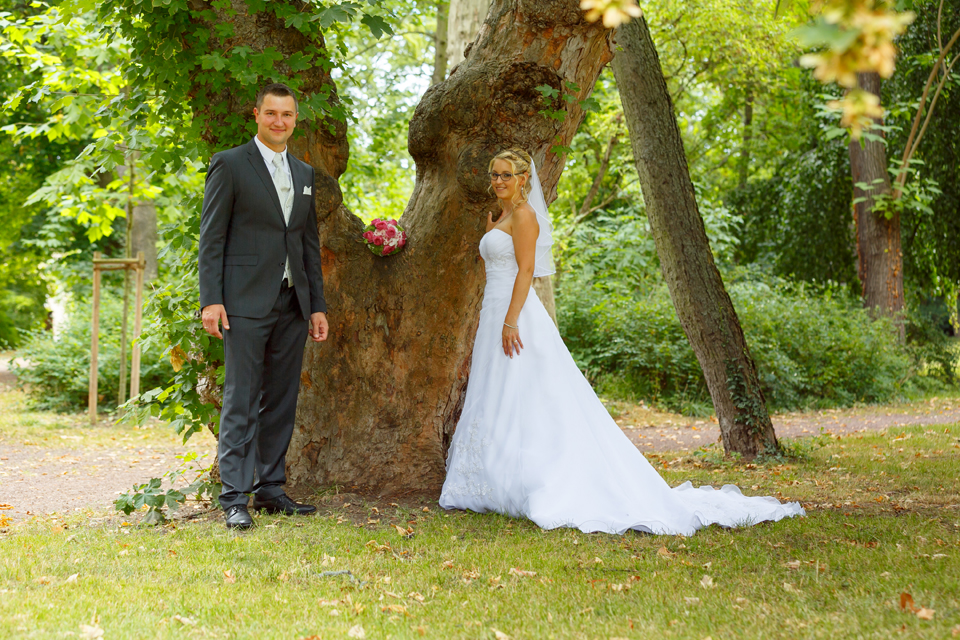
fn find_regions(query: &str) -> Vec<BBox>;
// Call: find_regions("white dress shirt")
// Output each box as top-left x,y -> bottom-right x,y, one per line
253,136 -> 294,285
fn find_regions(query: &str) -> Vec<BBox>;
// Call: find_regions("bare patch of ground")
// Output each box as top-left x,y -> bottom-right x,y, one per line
612,397 -> 960,452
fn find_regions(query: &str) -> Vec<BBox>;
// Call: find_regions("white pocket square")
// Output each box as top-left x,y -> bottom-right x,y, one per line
302,186 -> 312,195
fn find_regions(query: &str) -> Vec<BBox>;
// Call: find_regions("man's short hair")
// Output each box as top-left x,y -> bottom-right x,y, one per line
255,83 -> 299,113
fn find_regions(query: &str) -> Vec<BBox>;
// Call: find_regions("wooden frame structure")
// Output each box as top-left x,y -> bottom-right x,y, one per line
88,251 -> 146,424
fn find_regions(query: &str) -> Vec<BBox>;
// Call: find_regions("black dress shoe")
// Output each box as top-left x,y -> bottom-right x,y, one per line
252,493 -> 317,516
224,504 -> 254,530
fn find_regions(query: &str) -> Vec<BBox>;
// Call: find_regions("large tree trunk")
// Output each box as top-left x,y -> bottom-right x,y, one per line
286,0 -> 613,494
445,0 -> 559,325
447,0 -> 492,69
611,17 -> 778,456
849,72 -> 904,339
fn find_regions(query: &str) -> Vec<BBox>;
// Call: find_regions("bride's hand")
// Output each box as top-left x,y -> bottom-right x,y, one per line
502,323 -> 523,358
486,211 -> 497,233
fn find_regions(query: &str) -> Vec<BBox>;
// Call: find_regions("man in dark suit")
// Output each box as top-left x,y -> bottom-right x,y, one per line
199,83 -> 328,530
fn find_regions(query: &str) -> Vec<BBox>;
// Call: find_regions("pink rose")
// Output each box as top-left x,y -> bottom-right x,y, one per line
363,231 -> 375,242
385,227 -> 397,238
374,220 -> 388,231
373,236 -> 384,246
388,219 -> 398,226
382,246 -> 393,256
398,236 -> 406,247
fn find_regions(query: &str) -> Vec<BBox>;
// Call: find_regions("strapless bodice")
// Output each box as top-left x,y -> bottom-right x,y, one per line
479,229 -> 518,277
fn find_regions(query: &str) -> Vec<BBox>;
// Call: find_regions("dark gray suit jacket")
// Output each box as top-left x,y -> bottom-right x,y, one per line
199,138 -> 326,319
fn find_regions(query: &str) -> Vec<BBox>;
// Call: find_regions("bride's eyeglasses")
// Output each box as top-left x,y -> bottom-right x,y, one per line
489,172 -> 515,182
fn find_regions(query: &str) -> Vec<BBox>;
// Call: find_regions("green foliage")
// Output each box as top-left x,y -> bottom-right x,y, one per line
904,302 -> 960,386
115,451 -> 220,525
558,272 -> 914,414
129,210 -> 222,443
729,126 -> 860,292
13,292 -> 173,412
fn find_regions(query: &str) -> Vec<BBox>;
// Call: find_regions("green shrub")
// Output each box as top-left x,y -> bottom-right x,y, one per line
13,294 -> 173,412
557,273 -> 914,413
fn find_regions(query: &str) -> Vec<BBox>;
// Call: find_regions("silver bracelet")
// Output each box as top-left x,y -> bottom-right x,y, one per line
503,322 -> 518,329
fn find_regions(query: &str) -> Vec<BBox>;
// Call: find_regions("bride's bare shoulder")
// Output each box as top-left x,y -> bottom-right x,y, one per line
512,203 -> 540,233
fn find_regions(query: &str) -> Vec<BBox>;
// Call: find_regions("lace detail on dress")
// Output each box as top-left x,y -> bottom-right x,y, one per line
443,419 -> 491,499
484,252 -> 517,271
480,230 -> 518,272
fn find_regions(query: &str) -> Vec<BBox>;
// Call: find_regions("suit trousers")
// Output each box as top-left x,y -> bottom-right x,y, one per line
218,283 -> 306,509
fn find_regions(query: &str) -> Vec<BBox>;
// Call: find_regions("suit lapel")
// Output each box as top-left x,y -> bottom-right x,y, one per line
245,139 -> 286,227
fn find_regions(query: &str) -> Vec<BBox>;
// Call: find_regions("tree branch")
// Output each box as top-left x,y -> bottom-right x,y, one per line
893,25 -> 960,198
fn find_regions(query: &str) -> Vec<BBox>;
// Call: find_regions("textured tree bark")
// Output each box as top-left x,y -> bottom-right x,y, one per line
431,1 -> 449,86
849,72 -> 904,340
283,0 -> 613,494
447,0 -> 559,326
611,17 -> 778,456
447,0 -> 491,68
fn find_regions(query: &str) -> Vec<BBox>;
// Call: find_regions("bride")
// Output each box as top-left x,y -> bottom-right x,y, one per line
438,148 -> 804,535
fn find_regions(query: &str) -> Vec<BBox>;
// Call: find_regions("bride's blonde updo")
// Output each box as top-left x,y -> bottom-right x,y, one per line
489,148 -> 533,204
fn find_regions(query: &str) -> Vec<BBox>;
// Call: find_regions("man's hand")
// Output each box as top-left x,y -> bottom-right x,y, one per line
309,312 -> 328,342
201,304 -> 230,339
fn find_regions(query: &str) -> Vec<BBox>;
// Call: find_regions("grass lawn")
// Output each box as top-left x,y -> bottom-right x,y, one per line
1,410 -> 958,638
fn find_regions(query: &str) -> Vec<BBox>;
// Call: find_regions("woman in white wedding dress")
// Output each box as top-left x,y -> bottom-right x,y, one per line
438,148 -> 805,536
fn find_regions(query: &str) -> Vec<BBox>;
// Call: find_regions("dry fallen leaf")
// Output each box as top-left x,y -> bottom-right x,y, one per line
509,568 -> 537,578
900,592 -> 918,612
79,623 -> 104,640
492,630 -> 511,640
172,615 -> 196,626
700,575 -> 714,588
657,546 -> 675,558
223,569 -> 236,584
441,560 -> 454,569
347,624 -> 366,638
684,596 -> 701,605
381,604 -> 408,614
65,574 -> 79,583
916,608 -> 935,621
784,560 -> 801,570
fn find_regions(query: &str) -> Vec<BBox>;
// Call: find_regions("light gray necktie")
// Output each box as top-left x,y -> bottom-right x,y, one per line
271,152 -> 294,283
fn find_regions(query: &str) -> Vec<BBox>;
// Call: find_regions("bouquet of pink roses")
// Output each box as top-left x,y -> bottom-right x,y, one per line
362,218 -> 407,256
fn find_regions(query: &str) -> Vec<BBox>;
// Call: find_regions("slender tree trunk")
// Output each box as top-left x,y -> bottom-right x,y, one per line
431,1 -> 449,86
286,0 -> 612,494
849,72 -> 904,339
447,0 -> 491,69
611,17 -> 777,456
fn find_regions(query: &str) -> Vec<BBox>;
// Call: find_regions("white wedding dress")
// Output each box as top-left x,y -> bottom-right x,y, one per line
439,229 -> 805,535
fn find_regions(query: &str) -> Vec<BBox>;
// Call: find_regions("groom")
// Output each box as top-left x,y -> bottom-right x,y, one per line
199,83 -> 328,530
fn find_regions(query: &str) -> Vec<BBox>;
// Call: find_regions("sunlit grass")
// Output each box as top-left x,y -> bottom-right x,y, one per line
2,423 -> 957,638
0,389 -> 214,451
